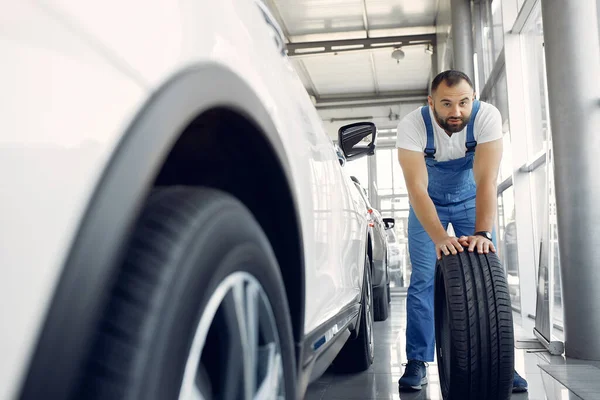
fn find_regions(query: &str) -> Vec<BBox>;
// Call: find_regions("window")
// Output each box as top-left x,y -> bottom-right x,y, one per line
481,0 -> 505,82
521,6 -> 549,158
497,186 -> 521,311
481,0 -> 495,81
520,3 -> 564,332
372,148 -> 411,289
548,157 -> 563,332
376,148 -> 407,197
491,0 -> 504,63
530,163 -> 547,275
491,70 -> 513,184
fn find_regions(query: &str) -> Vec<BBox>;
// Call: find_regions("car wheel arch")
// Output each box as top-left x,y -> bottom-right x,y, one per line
20,63 -> 306,400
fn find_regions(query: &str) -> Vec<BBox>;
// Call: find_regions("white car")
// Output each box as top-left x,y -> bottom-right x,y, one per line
349,177 -> 391,321
383,219 -> 404,287
1,2 -> 380,400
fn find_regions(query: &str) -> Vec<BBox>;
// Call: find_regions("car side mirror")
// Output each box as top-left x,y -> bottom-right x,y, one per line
338,122 -> 377,161
383,217 -> 395,229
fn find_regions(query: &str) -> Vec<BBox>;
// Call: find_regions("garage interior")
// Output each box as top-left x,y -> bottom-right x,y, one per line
264,0 -> 600,399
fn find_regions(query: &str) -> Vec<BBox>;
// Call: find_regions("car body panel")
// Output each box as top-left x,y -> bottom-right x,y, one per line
1,1 -> 369,398
350,179 -> 389,288
0,3 -> 148,398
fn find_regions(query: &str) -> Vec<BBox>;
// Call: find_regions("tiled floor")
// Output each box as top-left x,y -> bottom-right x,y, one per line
304,293 -> 599,400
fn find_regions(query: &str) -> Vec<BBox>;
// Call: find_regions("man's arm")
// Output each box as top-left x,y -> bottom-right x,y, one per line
398,148 -> 464,258
473,138 -> 503,232
461,137 -> 503,254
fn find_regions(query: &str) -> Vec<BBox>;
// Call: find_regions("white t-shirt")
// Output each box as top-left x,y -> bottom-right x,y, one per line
395,101 -> 503,162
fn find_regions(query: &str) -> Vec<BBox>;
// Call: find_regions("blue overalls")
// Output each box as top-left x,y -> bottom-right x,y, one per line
405,100 -> 497,361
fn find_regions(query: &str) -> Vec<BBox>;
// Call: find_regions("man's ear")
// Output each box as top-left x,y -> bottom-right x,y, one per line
427,95 -> 434,108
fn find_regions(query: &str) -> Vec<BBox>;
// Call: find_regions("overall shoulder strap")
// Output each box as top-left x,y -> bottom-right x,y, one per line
421,106 -> 435,158
466,99 -> 481,152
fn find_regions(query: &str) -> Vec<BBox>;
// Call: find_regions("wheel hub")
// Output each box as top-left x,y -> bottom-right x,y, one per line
179,272 -> 285,400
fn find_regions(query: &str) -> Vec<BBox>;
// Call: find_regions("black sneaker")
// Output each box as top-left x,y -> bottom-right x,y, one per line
398,360 -> 428,391
513,370 -> 528,393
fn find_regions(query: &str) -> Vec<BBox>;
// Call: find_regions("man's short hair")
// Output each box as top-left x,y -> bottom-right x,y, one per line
431,70 -> 474,93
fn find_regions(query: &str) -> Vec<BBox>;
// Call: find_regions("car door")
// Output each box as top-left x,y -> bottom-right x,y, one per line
252,1 -> 365,332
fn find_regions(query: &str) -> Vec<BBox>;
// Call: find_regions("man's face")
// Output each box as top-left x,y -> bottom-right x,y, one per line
428,80 -> 475,134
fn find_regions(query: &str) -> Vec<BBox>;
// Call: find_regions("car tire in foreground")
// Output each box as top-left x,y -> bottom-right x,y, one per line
434,251 -> 514,400
76,187 -> 296,400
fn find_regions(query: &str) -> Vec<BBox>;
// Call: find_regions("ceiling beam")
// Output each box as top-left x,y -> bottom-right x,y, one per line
290,26 -> 436,43
315,90 -> 428,109
287,34 -> 436,57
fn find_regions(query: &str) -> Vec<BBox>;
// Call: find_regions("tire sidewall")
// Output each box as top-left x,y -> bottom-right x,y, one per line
137,201 -> 296,400
434,262 -> 451,398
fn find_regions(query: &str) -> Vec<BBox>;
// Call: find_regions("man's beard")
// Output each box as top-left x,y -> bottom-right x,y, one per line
433,107 -> 470,134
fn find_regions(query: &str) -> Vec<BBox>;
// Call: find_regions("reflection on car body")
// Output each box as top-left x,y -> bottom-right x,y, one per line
2,2 -> 385,399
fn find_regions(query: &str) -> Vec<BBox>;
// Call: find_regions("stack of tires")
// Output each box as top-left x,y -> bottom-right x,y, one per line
434,251 -> 514,400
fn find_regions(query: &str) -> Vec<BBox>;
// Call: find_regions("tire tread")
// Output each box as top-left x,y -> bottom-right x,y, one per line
435,251 -> 514,400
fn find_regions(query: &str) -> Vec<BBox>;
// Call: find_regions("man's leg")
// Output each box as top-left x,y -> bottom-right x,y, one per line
399,206 -> 450,391
405,207 -> 441,362
450,199 -> 528,393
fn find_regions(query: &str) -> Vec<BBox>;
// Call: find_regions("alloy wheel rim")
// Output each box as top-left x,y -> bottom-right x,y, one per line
178,272 -> 285,400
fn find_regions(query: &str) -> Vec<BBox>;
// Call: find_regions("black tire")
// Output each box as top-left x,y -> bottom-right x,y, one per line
434,251 -> 514,400
373,282 -> 390,321
75,187 -> 296,400
332,253 -> 374,373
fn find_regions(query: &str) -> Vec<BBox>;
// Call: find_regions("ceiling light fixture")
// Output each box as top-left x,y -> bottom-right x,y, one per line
391,47 -> 405,63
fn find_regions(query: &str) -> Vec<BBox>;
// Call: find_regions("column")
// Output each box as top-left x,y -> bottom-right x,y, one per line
471,1 -> 485,95
541,0 -> 600,360
450,0 -> 475,81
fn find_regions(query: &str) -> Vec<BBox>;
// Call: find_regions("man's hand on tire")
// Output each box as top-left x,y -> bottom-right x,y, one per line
458,235 -> 496,254
434,236 -> 464,260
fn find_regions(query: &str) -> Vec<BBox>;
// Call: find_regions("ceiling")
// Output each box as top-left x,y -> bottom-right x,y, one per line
265,0 -> 440,137
266,0 -> 440,99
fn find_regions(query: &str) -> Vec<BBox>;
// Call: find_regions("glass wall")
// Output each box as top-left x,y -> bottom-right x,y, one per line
472,0 -> 565,337
521,6 -> 549,158
491,0 -> 504,63
481,66 -> 522,309
375,149 -> 411,289
481,0 -> 496,81
519,3 -> 564,332
497,186 -> 521,310
376,148 -> 407,197
548,154 -> 563,332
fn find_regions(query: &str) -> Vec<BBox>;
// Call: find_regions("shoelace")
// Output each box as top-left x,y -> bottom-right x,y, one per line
401,361 -> 429,376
